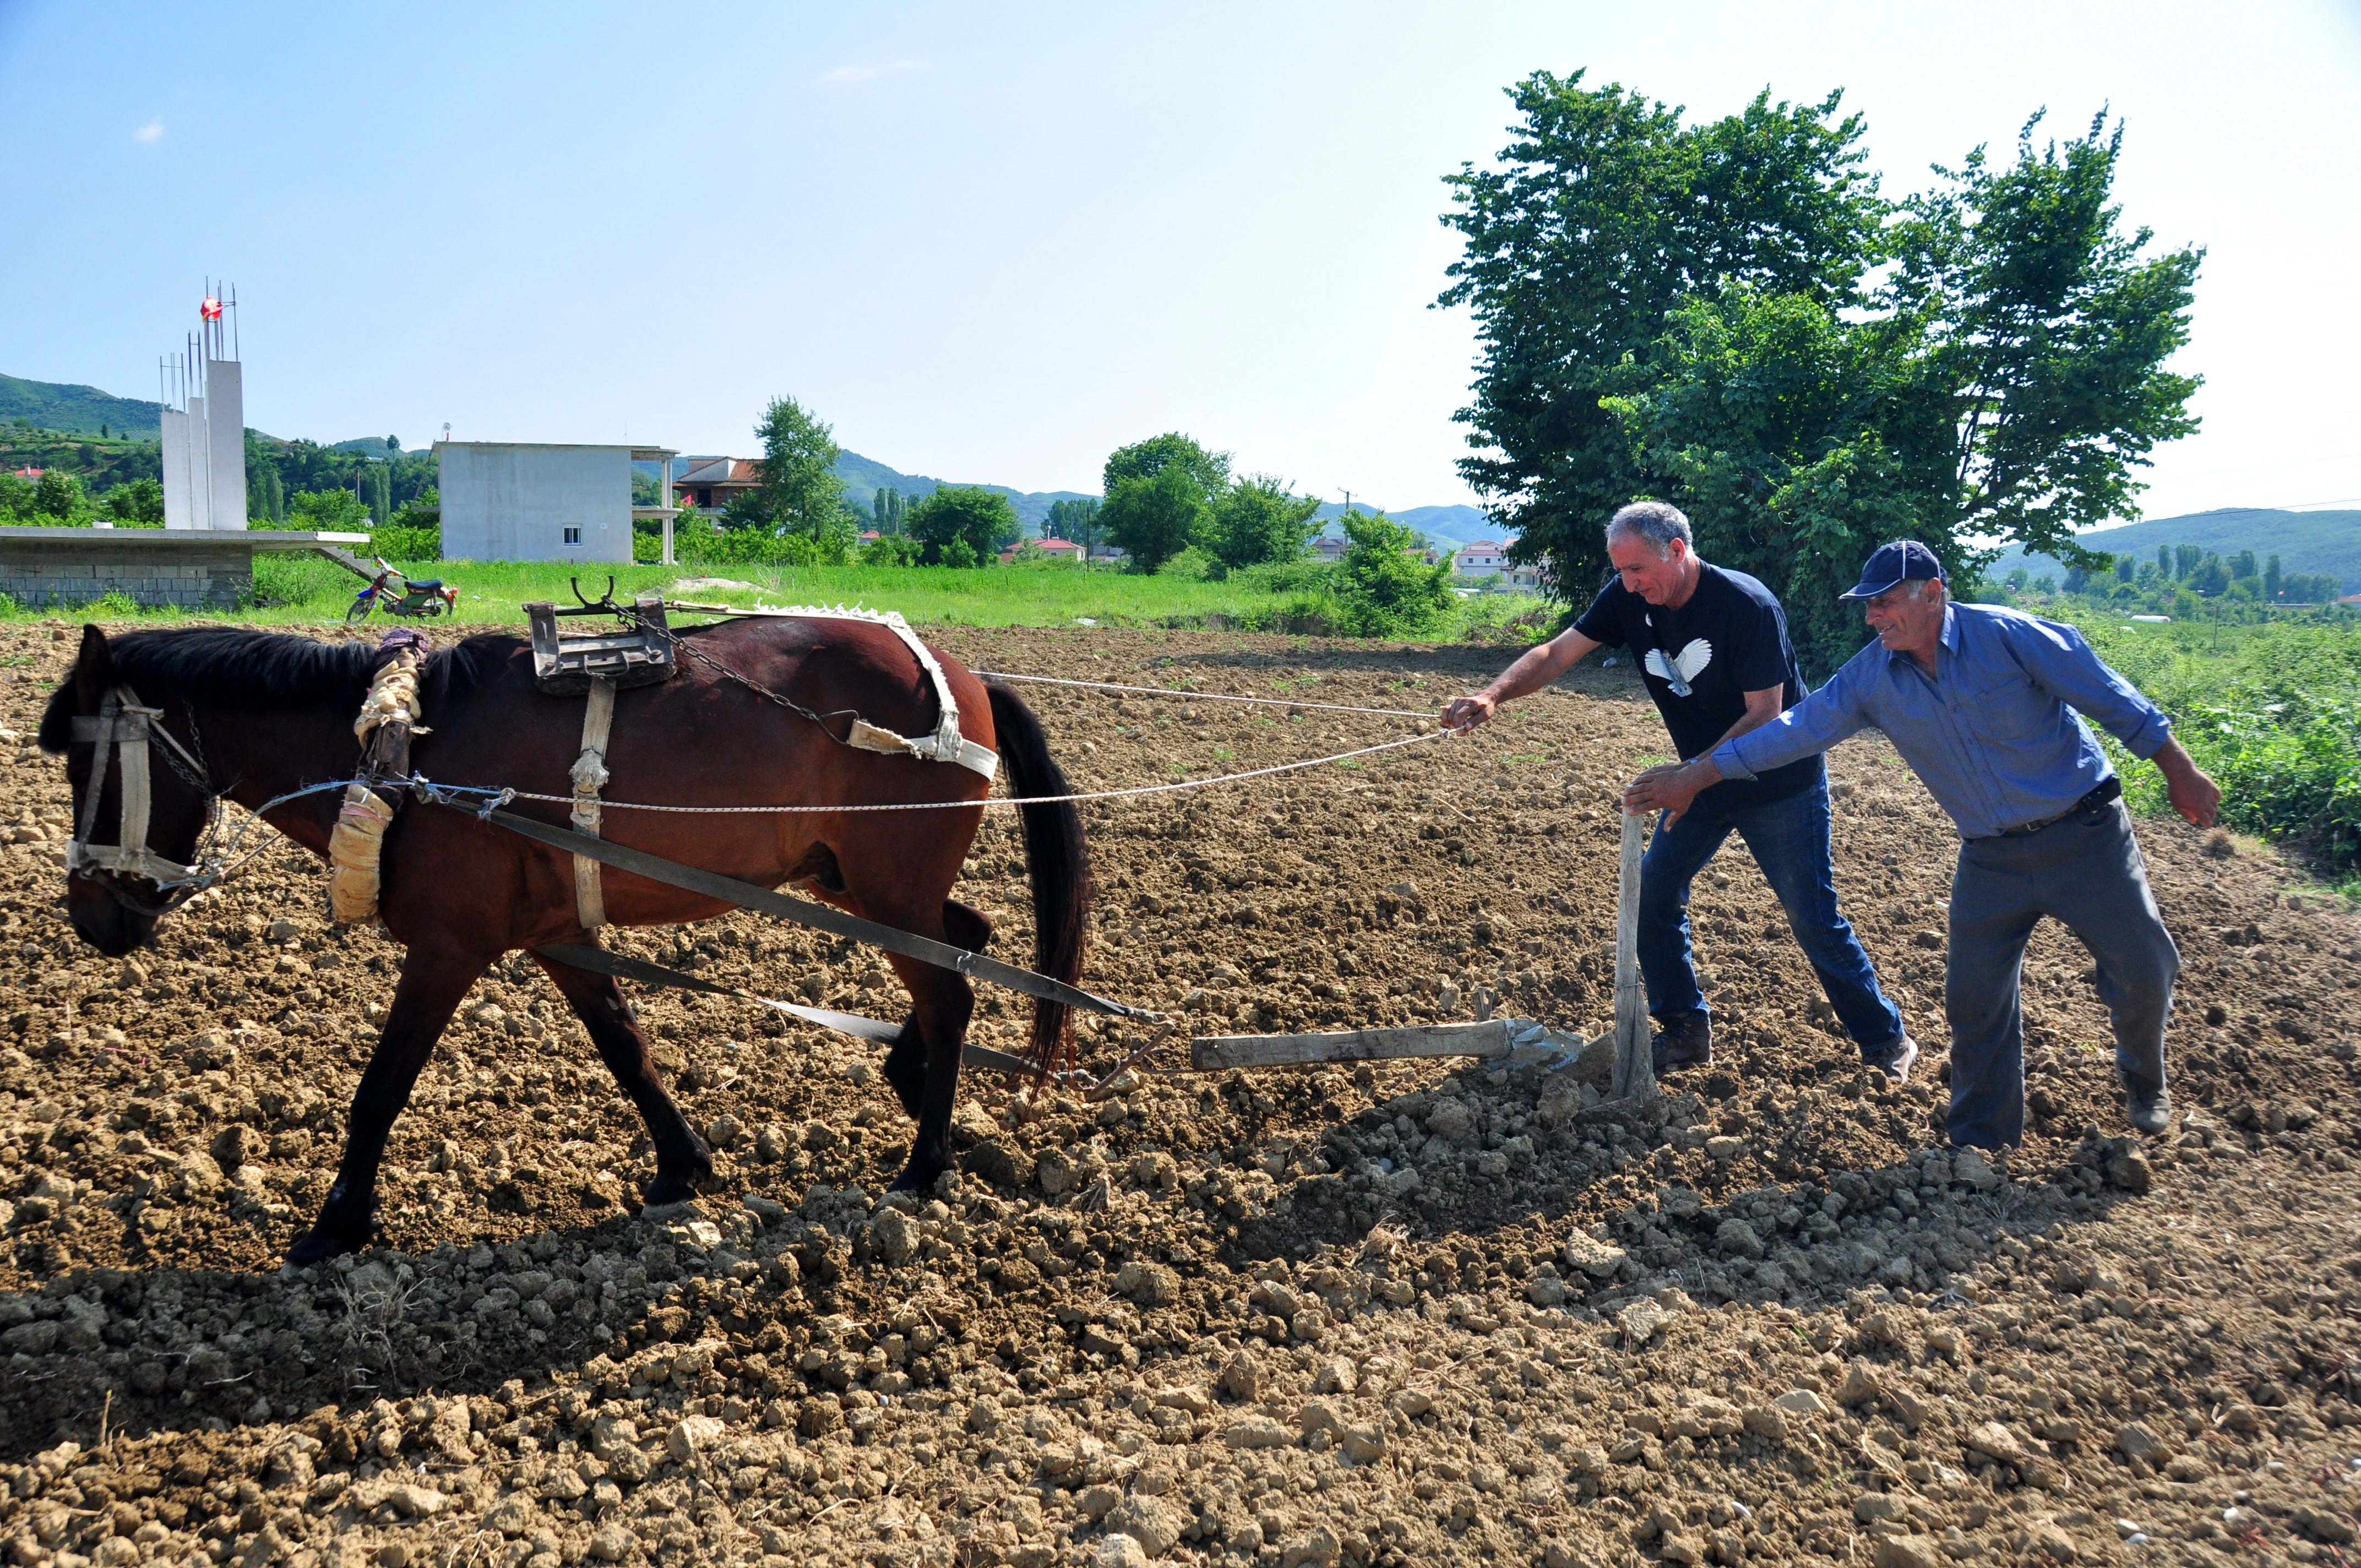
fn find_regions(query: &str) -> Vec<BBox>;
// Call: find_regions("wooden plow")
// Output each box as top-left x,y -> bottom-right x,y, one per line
1181,813 -> 1659,1101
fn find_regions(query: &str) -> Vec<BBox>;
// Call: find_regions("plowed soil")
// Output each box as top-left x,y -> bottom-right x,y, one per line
3,619 -> 2359,1568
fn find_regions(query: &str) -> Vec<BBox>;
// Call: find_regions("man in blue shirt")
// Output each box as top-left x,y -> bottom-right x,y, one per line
1445,503 -> 1914,1083
1627,541 -> 2222,1147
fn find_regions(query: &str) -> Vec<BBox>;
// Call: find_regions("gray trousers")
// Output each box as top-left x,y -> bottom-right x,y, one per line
1946,800 -> 2179,1149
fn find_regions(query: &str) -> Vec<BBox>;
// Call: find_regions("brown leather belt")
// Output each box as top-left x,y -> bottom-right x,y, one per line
1998,776 -> 2122,837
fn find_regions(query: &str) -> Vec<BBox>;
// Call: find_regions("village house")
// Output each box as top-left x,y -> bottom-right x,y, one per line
1452,537 -> 1547,593
671,456 -> 760,512
997,537 -> 1085,564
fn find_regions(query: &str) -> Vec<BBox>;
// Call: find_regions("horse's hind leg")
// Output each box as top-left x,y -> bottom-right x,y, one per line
532,950 -> 715,1206
882,900 -> 993,1122
286,937 -> 488,1270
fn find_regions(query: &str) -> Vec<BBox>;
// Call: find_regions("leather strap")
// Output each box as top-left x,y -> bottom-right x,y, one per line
464,804 -> 1152,1021
569,678 -> 617,928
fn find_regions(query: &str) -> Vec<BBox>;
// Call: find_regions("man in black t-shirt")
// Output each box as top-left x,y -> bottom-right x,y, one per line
1444,502 -> 1916,1081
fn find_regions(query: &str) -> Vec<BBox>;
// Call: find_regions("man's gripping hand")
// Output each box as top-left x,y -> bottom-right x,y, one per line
1624,758 -> 1721,826
1441,693 -> 1497,732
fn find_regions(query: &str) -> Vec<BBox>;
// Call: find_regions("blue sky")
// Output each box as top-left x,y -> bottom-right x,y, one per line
2,0 -> 2356,521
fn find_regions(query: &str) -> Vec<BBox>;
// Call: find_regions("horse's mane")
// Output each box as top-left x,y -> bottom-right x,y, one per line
37,628 -> 519,752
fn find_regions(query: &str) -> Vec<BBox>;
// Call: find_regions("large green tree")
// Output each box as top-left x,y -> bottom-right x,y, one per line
906,485 -> 1017,567
1205,475 -> 1323,570
1101,432 -> 1230,500
1440,75 -> 2202,669
1334,511 -> 1454,636
752,395 -> 847,542
1098,466 -> 1207,574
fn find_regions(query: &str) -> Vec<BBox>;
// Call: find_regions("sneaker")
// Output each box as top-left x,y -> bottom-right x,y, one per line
1650,1011 -> 1712,1076
2125,1081 -> 2171,1135
1864,1036 -> 1920,1085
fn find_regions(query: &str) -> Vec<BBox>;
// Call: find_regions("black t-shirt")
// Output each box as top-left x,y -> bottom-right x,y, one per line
1573,562 -> 1823,810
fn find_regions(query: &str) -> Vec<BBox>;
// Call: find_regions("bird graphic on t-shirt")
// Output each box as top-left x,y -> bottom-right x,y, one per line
1644,638 -> 1713,697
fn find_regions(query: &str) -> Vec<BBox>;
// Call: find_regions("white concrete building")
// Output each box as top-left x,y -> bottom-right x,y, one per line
436,442 -> 676,563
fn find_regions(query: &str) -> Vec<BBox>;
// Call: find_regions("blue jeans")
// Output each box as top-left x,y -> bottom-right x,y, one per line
1638,780 -> 1905,1057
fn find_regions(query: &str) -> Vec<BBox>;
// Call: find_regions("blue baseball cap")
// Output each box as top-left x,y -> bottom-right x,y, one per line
1839,540 -> 1948,601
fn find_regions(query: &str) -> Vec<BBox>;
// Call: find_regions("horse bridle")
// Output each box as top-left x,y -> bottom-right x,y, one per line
68,683 -> 217,894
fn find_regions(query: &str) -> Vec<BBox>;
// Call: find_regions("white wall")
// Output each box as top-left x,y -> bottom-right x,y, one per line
204,360 -> 247,531
436,443 -> 632,563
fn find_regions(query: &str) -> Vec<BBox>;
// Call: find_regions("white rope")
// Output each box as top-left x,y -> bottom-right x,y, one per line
974,668 -> 1437,720
417,726 -> 1455,816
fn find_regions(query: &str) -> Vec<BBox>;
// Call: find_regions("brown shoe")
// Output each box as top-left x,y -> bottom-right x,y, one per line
1650,1011 -> 1712,1076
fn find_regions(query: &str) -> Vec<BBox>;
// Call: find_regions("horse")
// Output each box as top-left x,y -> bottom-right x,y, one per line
37,619 -> 1090,1270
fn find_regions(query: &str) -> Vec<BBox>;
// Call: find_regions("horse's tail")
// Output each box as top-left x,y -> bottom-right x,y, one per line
986,682 -> 1091,1077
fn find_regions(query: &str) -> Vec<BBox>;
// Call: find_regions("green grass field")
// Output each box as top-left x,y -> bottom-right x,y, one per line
3,551 -> 1558,643
2058,607 -> 2361,897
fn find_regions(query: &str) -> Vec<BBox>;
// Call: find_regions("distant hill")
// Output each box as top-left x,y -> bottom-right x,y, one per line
0,373 -> 162,439
827,449 -> 1096,531
1982,509 -> 2361,595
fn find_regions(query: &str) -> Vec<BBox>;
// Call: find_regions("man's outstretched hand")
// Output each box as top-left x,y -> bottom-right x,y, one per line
1441,693 -> 1497,732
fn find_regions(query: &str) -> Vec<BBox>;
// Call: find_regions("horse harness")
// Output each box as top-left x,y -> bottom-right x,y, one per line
543,603 -> 999,930
67,685 -> 215,890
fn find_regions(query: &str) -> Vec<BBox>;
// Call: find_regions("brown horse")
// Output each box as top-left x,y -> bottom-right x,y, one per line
38,620 -> 1090,1269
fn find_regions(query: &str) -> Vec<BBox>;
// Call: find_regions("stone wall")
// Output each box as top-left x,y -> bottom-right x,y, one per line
0,540 -> 254,610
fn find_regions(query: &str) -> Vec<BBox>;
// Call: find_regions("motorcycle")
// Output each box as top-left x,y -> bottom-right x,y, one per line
346,559 -> 459,623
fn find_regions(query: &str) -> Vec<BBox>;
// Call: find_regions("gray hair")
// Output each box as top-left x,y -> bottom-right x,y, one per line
1606,501 -> 1693,558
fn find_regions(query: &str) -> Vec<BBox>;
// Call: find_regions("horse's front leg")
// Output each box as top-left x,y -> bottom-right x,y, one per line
285,937 -> 489,1271
532,949 -> 714,1207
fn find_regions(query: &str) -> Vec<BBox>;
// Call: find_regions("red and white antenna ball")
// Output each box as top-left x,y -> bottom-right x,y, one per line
200,297 -> 224,320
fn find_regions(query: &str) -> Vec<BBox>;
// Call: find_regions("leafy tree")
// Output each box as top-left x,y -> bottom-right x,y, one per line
1440,73 -> 1884,601
1206,476 -> 1323,571
32,470 -> 82,519
2265,554 -> 2282,600
2062,563 -> 2093,595
2005,567 -> 2029,591
752,395 -> 846,541
362,464 -> 392,524
106,477 -> 164,524
1441,76 -> 2202,668
2231,548 -> 2257,580
1885,112 -> 2202,570
1598,284 -> 1947,666
2115,554 -> 2135,582
387,435 -> 400,452
2189,554 -> 2230,595
1334,510 -> 1454,636
906,485 -> 1016,567
2033,574 -> 2056,594
2156,545 -> 2172,578
0,472 -> 34,519
1102,433 -> 1230,501
1098,466 -> 1207,574
862,533 -> 921,566
2174,543 -> 2202,580
290,488 -> 371,530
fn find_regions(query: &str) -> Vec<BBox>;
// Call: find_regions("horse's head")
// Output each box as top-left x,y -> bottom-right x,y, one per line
39,626 -> 215,956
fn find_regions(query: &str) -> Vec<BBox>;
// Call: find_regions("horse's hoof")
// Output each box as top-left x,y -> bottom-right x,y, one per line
282,1226 -> 361,1272
887,1158 -> 947,1194
644,1173 -> 705,1206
